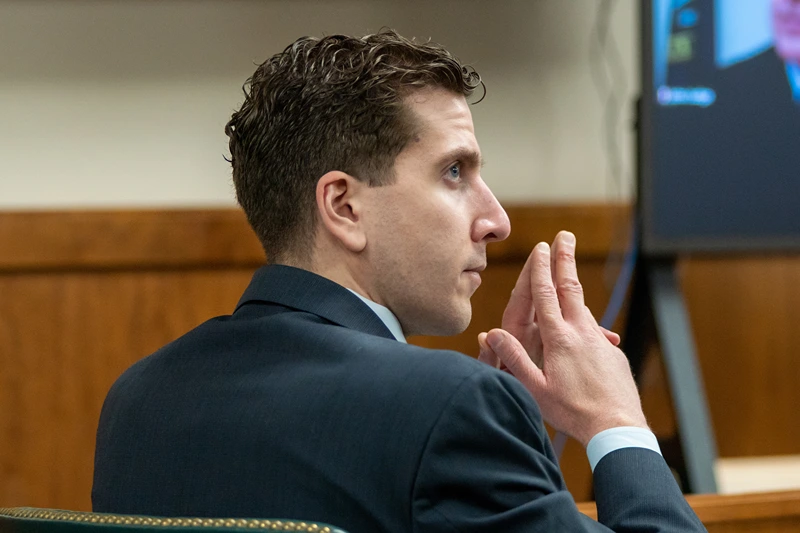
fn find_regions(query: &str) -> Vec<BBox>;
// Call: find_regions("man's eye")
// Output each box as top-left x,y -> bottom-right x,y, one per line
447,164 -> 461,181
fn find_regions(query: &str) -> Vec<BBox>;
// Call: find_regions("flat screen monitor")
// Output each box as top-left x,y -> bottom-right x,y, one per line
640,0 -> 800,254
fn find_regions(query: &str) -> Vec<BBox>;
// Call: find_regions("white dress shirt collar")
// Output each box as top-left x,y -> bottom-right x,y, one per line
347,289 -> 407,343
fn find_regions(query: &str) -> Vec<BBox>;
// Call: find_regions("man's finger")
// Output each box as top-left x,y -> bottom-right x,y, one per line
502,252 -> 535,331
552,231 -> 586,321
477,332 -> 501,368
529,242 -> 562,335
601,327 -> 621,346
550,231 -> 559,289
486,328 -> 546,392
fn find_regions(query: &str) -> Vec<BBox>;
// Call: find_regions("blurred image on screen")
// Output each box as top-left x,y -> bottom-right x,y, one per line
644,0 -> 800,252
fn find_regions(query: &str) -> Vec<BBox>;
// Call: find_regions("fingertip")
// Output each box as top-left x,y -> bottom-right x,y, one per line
600,326 -> 622,346
477,333 -> 501,369
477,331 -> 488,349
485,328 -> 507,352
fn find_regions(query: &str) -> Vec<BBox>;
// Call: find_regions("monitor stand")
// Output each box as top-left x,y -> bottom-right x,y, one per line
623,255 -> 718,493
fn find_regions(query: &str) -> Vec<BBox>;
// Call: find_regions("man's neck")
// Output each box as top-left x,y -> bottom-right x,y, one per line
302,251 -> 383,306
294,245 -> 404,339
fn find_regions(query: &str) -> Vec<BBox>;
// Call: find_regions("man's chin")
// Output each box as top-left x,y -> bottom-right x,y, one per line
408,304 -> 472,337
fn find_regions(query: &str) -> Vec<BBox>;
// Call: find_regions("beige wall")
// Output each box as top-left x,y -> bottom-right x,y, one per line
0,0 -> 638,208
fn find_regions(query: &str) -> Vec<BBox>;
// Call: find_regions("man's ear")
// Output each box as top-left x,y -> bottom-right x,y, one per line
315,171 -> 367,253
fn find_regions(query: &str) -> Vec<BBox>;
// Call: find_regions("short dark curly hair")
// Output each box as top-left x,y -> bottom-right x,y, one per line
225,29 -> 482,264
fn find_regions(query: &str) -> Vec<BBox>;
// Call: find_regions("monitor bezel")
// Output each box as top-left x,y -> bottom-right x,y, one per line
638,0 -> 800,256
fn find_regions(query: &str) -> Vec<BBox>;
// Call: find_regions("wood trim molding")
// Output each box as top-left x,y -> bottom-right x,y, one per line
0,209 -> 265,271
577,490 -> 800,524
0,204 -> 631,272
688,490 -> 800,522
495,204 -> 632,261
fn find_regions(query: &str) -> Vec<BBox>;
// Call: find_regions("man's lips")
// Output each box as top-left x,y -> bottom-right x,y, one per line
464,265 -> 485,288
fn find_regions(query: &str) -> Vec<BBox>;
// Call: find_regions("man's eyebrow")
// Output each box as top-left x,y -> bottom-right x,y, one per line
437,148 -> 485,169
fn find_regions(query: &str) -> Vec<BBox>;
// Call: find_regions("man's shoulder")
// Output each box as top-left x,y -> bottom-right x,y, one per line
104,309 -> 508,408
325,324 -> 510,397
232,304 -> 490,381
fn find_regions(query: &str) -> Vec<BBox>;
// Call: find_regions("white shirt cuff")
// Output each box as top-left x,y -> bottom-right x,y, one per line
586,426 -> 662,472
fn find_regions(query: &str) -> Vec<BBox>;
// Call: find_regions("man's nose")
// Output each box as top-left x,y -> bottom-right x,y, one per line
472,181 -> 511,243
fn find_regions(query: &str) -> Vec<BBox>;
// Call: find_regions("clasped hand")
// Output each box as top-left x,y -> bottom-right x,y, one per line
478,231 -> 648,447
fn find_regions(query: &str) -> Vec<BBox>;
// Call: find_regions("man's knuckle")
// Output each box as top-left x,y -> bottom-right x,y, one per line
557,248 -> 575,263
556,278 -> 583,298
534,280 -> 555,296
548,328 -> 572,347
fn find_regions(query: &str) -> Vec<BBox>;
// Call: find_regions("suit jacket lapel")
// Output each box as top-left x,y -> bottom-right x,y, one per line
235,264 -> 396,341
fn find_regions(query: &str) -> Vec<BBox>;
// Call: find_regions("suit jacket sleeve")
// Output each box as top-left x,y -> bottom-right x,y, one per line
410,368 -> 706,532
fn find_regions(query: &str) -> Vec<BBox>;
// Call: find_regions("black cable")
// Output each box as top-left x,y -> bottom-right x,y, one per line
591,0 -> 628,198
553,0 -> 638,462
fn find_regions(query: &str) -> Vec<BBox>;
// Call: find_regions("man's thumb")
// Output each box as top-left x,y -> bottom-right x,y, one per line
477,331 -> 500,368
486,328 -> 545,390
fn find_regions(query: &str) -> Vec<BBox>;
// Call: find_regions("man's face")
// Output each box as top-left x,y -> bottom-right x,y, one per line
360,88 -> 511,337
773,0 -> 800,63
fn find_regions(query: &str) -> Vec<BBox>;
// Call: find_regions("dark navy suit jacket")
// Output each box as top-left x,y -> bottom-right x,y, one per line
93,265 -> 705,532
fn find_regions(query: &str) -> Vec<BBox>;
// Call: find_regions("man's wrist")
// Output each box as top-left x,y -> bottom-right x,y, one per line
580,416 -> 650,448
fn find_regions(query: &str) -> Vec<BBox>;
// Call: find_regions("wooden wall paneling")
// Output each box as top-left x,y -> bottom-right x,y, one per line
681,256 -> 800,457
490,204 -> 633,261
0,210 -> 265,271
0,269 -> 256,510
2,206 -> 800,512
0,206 -> 629,270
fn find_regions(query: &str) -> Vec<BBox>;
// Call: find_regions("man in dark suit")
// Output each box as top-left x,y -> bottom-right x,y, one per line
655,0 -> 800,243
93,30 -> 705,531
